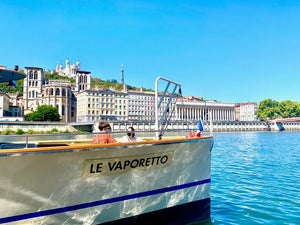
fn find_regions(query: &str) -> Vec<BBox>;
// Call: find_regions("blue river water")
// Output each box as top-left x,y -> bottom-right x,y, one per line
209,131 -> 300,225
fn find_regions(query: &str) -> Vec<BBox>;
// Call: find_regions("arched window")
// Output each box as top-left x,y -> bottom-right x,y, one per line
36,81 -> 38,86
62,105 -> 65,115
34,71 -> 38,79
29,81 -> 31,86
29,92 -> 31,98
56,88 -> 60,96
62,89 -> 66,96
50,88 -> 53,95
79,76 -> 82,83
79,84 -> 81,90
29,71 -> 33,79
32,91 -> 35,98
84,75 -> 87,83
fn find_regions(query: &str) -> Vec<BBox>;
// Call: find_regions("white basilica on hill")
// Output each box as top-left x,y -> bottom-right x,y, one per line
56,59 -> 81,78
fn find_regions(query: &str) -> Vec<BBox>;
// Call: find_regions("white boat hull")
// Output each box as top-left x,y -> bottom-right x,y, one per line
0,137 -> 213,224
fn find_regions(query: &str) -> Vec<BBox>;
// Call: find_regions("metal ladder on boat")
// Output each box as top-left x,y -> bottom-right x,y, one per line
155,77 -> 182,139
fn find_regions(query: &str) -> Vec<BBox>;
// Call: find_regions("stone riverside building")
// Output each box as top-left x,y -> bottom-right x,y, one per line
236,102 -> 258,121
76,89 -> 127,122
176,99 -> 236,121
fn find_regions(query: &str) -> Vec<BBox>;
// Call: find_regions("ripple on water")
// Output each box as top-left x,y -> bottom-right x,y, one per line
210,132 -> 300,225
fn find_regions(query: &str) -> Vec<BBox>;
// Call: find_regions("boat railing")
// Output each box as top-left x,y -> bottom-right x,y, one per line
0,128 -> 211,150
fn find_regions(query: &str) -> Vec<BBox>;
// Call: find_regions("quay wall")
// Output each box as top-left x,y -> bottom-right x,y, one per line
1,121 -> 300,133
0,121 -> 76,132
109,121 -> 300,132
109,121 -> 270,132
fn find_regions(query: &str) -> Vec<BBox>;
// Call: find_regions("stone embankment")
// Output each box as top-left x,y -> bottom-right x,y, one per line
1,120 -> 300,133
0,121 -> 76,133
109,121 -> 300,132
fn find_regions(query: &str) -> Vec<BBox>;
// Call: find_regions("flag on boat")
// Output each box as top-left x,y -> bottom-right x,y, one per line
198,119 -> 203,131
196,119 -> 203,137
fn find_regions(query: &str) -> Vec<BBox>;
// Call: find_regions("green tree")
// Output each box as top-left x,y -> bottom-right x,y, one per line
25,105 -> 61,122
257,99 -> 279,120
278,100 -> 299,118
257,99 -> 300,120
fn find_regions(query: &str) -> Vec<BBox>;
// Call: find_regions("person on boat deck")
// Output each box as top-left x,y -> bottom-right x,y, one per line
122,126 -> 138,142
91,122 -> 116,144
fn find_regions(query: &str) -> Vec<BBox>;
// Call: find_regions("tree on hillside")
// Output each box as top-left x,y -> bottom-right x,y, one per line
25,105 -> 61,122
44,72 -> 75,83
111,79 -> 117,83
0,79 -> 24,95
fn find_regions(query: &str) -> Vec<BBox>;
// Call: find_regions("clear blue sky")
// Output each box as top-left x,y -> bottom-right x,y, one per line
1,0 -> 300,103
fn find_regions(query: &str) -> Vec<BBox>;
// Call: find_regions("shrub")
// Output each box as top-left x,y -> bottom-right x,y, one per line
51,128 -> 59,133
3,129 -> 12,135
16,129 -> 24,135
28,129 -> 33,134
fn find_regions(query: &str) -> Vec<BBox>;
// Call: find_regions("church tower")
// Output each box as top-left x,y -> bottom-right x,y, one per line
23,67 -> 44,113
